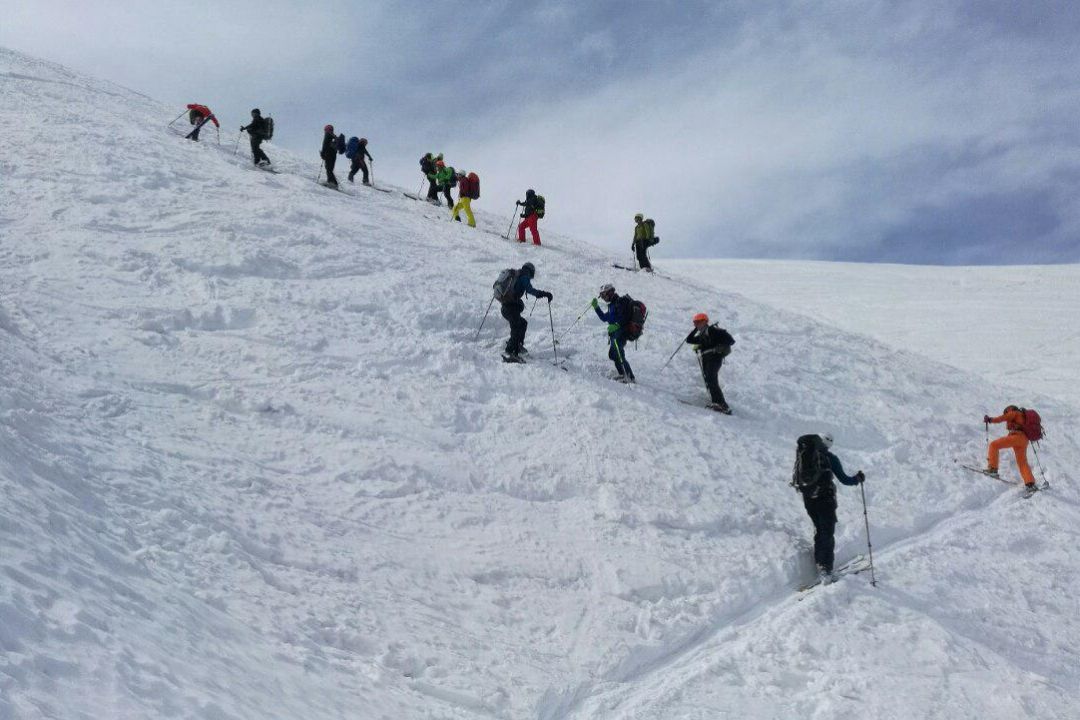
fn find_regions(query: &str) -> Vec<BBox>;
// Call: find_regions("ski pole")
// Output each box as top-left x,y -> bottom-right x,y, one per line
859,480 -> 877,587
316,162 -> 323,183
529,297 -> 538,318
660,339 -> 685,371
233,130 -> 242,156
417,178 -> 425,195
370,159 -> 375,186
556,302 -> 593,343
505,203 -> 518,241
547,300 -> 558,365
1031,442 -> 1049,488
474,297 -> 496,341
167,110 -> 186,128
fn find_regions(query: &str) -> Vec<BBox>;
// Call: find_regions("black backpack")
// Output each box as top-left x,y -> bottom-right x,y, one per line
791,434 -> 833,496
335,133 -> 346,154
264,116 -> 274,140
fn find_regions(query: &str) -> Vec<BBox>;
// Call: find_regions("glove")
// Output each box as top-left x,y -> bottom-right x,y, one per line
539,291 -> 553,301
607,323 -> 620,335
855,471 -> 865,484
240,125 -> 246,131
591,298 -> 599,309
983,415 -> 991,424
516,200 -> 522,206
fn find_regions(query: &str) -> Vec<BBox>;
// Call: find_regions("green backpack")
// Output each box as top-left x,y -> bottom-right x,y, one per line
534,195 -> 546,218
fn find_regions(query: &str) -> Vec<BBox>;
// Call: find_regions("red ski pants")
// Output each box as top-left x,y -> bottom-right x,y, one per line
988,432 -> 1036,485
517,214 -> 541,245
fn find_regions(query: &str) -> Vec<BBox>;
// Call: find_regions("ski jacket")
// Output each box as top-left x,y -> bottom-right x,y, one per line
989,409 -> 1027,434
436,165 -> 456,187
685,324 -> 733,356
827,453 -> 861,487
632,222 -> 659,251
320,131 -> 337,160
594,295 -> 631,325
186,104 -> 219,127
521,194 -> 539,218
357,140 -> 372,161
508,272 -> 544,302
244,116 -> 270,139
803,452 -> 860,499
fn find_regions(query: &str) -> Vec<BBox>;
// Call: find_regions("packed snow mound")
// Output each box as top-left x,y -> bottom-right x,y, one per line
2,46 -> 1079,720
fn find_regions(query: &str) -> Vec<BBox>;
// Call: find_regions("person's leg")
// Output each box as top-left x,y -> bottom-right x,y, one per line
501,302 -> 526,354
325,155 -> 338,186
443,186 -> 454,208
451,199 -> 464,221
987,435 -> 1010,471
701,355 -> 726,406
348,157 -> 360,182
617,336 -> 633,380
360,159 -> 369,184
636,245 -> 651,270
461,197 -> 475,227
517,219 -> 527,242
1007,435 -> 1037,485
804,493 -> 837,573
527,215 -> 541,245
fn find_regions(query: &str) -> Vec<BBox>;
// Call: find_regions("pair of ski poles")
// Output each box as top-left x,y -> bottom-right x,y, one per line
475,297 -> 558,364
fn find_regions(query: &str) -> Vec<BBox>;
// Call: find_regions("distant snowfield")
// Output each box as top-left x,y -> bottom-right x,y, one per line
2,47 -> 1080,720
667,259 -> 1080,409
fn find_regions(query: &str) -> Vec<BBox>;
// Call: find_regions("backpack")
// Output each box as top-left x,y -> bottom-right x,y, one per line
335,133 -> 346,154
467,172 -> 480,199
493,269 -> 519,302
714,326 -> 735,347
791,434 -> 833,496
534,195 -> 546,218
346,136 -> 360,159
1020,408 -> 1044,442
264,116 -> 274,140
622,296 -> 647,341
449,170 -> 458,188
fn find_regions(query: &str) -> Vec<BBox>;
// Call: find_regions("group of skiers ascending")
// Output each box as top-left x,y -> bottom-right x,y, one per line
320,125 -> 374,188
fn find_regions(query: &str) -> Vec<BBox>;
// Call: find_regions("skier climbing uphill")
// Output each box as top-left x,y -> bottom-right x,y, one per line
517,189 -> 544,245
632,214 -> 659,272
240,109 -> 272,166
983,406 -> 1040,491
791,433 -> 865,582
592,284 -> 642,384
185,103 -> 218,141
494,262 -> 552,362
320,125 -> 340,188
684,313 -> 734,414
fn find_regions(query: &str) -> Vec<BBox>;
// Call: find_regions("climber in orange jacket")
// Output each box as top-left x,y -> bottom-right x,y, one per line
185,103 -> 219,141
983,406 -> 1036,488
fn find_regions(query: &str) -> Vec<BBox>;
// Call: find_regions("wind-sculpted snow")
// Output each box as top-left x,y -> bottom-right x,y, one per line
1,47 -> 1079,720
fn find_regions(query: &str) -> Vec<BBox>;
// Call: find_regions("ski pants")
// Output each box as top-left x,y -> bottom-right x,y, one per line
802,490 -> 837,573
518,214 -> 541,245
442,184 -> 454,208
427,177 -> 440,201
988,432 -> 1036,485
608,330 -> 633,379
349,157 -> 369,183
250,137 -> 270,165
186,116 -> 210,141
699,352 -> 727,406
634,243 -> 652,270
452,197 -> 475,227
501,300 -> 527,354
323,153 -> 338,186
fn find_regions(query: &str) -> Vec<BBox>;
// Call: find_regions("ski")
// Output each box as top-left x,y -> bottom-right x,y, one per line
318,181 -> 344,192
501,354 -> 526,364
677,399 -> 732,415
251,165 -> 280,174
798,555 -> 868,593
612,264 -> 639,272
958,464 -> 1013,484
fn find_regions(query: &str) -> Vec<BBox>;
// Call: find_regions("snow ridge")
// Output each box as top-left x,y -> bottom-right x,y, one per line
2,46 -> 1079,720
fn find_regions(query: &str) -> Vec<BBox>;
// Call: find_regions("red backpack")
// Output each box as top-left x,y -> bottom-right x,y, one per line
1021,408 -> 1043,442
467,172 -> 480,199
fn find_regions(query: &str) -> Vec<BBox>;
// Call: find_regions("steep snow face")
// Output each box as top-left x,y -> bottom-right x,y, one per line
667,259 -> 1080,409
2,47 -> 1079,720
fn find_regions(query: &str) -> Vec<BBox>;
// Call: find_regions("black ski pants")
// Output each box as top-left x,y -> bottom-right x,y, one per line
442,184 -> 454,208
699,353 -> 728,407
802,490 -> 837,573
323,153 -> 338,186
634,243 -> 652,270
250,137 -> 270,165
427,177 -> 440,201
501,300 -> 527,354
349,157 -> 369,183
608,331 -> 634,379
186,116 -> 209,141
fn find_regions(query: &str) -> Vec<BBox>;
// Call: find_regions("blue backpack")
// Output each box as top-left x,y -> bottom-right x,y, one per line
345,136 -> 360,159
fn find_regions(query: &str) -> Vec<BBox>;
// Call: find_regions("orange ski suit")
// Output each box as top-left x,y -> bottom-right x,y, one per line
987,409 -> 1036,485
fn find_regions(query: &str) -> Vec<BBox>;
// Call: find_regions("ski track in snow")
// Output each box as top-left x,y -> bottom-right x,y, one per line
1,47 -> 1079,720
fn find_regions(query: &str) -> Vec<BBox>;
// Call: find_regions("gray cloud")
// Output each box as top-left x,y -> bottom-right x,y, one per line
3,1 -> 1078,264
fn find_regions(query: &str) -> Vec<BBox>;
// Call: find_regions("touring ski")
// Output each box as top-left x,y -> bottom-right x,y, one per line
798,555 -> 869,593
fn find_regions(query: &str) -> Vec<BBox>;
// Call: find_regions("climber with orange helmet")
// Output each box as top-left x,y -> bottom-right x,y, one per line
982,406 -> 1037,489
684,312 -> 735,414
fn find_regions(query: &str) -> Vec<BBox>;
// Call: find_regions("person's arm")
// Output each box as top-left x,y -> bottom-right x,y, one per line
593,302 -> 615,322
364,148 -> 373,161
685,329 -> 700,344
827,452 -> 863,486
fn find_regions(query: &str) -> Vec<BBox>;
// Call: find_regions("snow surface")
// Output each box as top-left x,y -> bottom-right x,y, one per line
2,47 -> 1079,720
666,259 -> 1080,410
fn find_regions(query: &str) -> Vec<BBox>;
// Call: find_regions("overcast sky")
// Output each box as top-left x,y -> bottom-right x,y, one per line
4,1 -> 1079,264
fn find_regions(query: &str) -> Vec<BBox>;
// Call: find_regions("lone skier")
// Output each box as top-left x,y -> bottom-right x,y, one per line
496,262 -> 552,362
684,312 -> 734,413
592,284 -> 635,383
320,124 -> 339,187
791,433 -> 865,582
632,214 -> 659,272
240,109 -> 271,166
347,137 -> 373,184
185,103 -> 219,141
516,189 -> 543,245
983,406 -> 1038,490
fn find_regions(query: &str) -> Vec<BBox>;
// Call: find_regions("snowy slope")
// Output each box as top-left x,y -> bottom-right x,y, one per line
2,47 -> 1080,720
666,259 -> 1080,409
